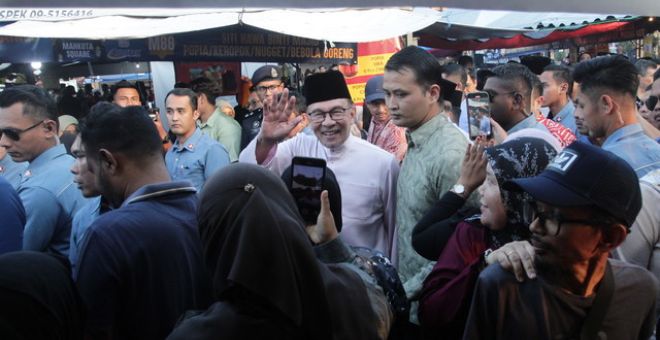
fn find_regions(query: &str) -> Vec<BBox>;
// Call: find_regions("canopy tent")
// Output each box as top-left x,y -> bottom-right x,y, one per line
418,14 -> 659,51
0,8 -> 441,42
1,0 -> 659,16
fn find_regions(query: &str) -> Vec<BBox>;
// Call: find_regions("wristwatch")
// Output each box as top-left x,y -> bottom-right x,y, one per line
483,248 -> 494,265
450,183 -> 466,198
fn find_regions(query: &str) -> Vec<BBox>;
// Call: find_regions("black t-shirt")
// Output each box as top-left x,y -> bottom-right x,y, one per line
76,182 -> 212,340
463,260 -> 657,340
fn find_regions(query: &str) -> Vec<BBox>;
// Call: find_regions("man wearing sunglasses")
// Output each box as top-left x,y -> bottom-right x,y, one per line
0,85 -> 87,257
464,141 -> 657,340
640,95 -> 660,130
483,63 -> 552,137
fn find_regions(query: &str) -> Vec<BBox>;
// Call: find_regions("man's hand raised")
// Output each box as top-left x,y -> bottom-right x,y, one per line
259,88 -> 303,144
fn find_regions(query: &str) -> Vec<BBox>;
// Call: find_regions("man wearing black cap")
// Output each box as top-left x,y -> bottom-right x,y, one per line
463,142 -> 658,340
239,65 -> 284,150
239,70 -> 399,264
364,75 -> 407,162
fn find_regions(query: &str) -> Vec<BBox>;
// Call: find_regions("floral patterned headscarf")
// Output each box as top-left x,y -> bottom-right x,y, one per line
484,137 -> 558,248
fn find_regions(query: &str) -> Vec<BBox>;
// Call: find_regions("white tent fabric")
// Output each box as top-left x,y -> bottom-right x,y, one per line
437,9 -> 632,30
0,8 -> 441,41
0,0 -> 658,16
242,8 -> 441,42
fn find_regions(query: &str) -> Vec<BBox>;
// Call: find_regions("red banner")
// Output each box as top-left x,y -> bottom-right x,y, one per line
341,38 -> 403,105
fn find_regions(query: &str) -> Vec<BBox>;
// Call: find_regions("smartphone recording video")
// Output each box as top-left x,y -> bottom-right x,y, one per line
466,91 -> 492,140
290,157 -> 326,225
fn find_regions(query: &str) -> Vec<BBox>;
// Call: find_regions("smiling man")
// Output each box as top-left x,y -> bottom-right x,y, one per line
164,88 -> 230,192
0,85 -> 87,257
464,141 -> 658,340
239,70 -> 399,263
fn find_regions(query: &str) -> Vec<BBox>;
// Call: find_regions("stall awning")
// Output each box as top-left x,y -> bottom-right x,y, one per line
0,1 -> 658,16
0,8 -> 441,42
418,15 -> 659,51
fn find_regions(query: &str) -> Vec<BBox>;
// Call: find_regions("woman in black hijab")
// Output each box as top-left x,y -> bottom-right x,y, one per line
167,163 -> 382,340
0,251 -> 84,339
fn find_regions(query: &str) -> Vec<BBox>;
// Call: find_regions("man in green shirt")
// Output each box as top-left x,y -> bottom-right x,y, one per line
191,77 -> 242,162
383,46 -> 477,324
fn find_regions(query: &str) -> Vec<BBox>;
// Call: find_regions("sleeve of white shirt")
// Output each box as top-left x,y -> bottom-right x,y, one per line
238,134 -> 300,175
383,156 -> 400,268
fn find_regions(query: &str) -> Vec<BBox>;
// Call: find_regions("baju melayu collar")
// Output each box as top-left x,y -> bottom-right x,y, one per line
321,134 -> 351,161
121,181 -> 196,208
406,113 -> 452,149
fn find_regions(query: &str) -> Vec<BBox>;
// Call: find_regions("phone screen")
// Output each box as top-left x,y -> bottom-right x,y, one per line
291,158 -> 326,225
467,91 -> 492,140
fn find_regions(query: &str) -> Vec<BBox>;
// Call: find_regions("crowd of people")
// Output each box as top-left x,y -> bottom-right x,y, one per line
0,45 -> 659,340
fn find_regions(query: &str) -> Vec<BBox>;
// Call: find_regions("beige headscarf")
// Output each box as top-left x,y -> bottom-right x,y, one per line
57,115 -> 79,135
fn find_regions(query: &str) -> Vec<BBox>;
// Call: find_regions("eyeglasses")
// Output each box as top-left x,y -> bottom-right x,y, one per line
646,95 -> 659,111
254,84 -> 282,94
523,201 -> 614,236
0,120 -> 44,141
484,89 -> 517,103
308,107 -> 351,123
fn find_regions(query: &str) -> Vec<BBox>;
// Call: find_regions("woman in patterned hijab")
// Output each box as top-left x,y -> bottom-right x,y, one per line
417,137 -> 558,340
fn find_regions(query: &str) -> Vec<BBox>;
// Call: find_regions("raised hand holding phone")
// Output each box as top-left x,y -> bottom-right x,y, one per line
305,190 -> 339,245
456,142 -> 488,198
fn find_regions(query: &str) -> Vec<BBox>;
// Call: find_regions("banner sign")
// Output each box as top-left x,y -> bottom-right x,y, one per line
143,25 -> 356,63
0,25 -> 356,64
343,38 -> 402,105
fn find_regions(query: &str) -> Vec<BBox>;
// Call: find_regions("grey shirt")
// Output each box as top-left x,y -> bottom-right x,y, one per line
463,259 -> 658,340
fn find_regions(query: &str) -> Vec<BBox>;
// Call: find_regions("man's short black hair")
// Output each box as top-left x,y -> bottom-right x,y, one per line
110,80 -> 140,99
573,55 -> 639,99
457,55 -> 474,68
0,85 -> 58,128
543,64 -> 574,96
531,75 -> 544,100
476,69 -> 495,91
81,102 -> 161,161
165,88 -> 198,111
655,68 -> 660,82
189,77 -> 221,103
491,63 -> 537,109
635,59 -> 658,76
289,90 -> 306,115
442,63 -> 468,87
385,46 -> 443,90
